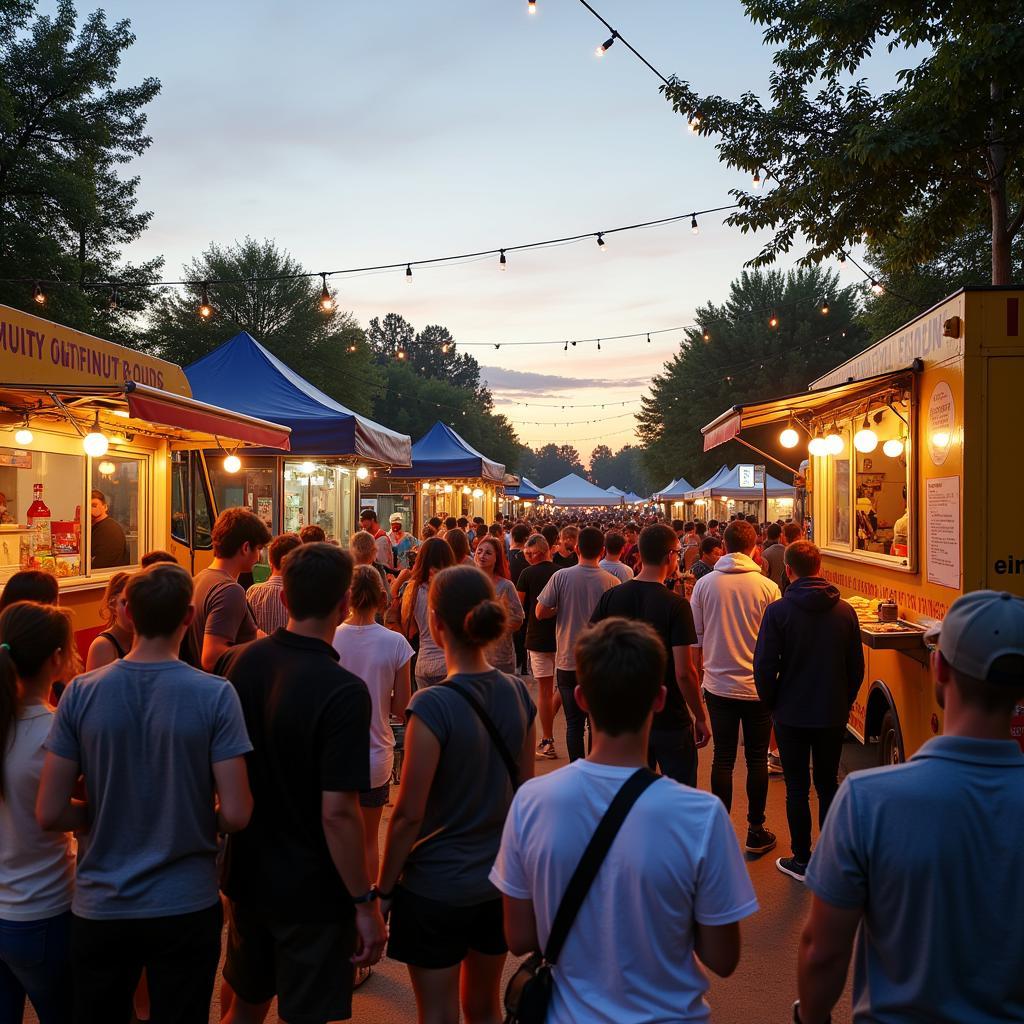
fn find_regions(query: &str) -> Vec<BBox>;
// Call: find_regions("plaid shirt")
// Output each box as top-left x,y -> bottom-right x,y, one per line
246,575 -> 288,635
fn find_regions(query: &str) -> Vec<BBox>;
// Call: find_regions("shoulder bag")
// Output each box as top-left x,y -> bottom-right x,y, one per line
503,767 -> 658,1024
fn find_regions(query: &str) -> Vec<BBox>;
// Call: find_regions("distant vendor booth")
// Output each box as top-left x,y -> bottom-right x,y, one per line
683,465 -> 796,523
503,474 -> 549,517
375,421 -> 504,531
652,476 -> 695,519
0,305 -> 290,654
186,332 -> 411,541
700,286 -> 1024,762
539,473 -> 623,509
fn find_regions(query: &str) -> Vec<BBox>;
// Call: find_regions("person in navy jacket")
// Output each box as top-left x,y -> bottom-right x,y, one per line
753,540 -> 864,881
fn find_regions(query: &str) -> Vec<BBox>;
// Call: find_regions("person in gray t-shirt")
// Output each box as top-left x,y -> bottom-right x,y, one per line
37,564 -> 253,1020
536,527 -> 619,761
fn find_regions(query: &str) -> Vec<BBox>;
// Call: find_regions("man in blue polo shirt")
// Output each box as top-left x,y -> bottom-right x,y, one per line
794,590 -> 1024,1024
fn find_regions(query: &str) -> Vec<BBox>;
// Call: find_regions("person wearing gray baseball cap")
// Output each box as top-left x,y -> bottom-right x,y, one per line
792,590 -> 1024,1024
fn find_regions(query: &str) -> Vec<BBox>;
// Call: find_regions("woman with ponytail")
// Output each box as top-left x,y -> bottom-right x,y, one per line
378,565 -> 536,1024
473,536 -> 525,674
400,537 -> 456,689
0,601 -> 79,1022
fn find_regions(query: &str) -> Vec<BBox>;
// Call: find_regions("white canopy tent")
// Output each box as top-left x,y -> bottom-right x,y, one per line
540,473 -> 625,507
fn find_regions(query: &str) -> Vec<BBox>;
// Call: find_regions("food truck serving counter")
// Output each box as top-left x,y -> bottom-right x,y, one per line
0,304 -> 290,654
701,287 -> 1024,760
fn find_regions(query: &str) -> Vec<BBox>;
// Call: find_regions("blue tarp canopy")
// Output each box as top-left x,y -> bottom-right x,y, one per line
540,473 -> 623,507
685,465 -> 795,500
507,476 -> 546,499
654,477 -> 695,500
389,421 -> 505,481
186,332 -> 412,465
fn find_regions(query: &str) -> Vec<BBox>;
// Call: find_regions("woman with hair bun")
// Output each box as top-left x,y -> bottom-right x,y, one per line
378,565 -> 536,1024
0,601 -> 80,1022
473,535 -> 525,673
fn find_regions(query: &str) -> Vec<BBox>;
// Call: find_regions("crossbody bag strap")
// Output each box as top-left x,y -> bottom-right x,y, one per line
543,768 -> 658,965
445,681 -> 521,790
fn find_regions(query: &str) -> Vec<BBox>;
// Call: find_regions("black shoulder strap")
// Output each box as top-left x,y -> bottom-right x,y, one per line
544,768 -> 658,965
445,681 -> 520,790
98,631 -> 127,659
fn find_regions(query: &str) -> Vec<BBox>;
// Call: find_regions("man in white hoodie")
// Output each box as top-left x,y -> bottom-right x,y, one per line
691,519 -> 781,855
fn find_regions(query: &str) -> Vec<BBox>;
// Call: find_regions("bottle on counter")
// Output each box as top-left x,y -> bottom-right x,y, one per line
27,483 -> 52,560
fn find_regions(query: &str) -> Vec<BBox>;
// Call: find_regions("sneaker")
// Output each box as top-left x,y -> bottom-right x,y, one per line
776,856 -> 808,882
536,737 -> 558,760
744,827 -> 777,855
767,751 -> 784,775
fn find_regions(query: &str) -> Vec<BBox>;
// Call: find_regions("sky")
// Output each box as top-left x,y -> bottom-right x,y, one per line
63,0 -> 909,459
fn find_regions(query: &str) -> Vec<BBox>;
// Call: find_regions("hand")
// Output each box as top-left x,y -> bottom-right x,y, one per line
380,896 -> 393,923
351,903 -> 388,966
693,717 -> 712,748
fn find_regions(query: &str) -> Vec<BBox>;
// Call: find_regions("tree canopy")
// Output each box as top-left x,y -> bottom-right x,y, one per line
366,314 -> 482,391
637,266 -> 865,487
142,238 -> 383,417
589,444 -> 652,496
663,1 -> 1024,283
520,444 -> 584,486
0,0 -> 162,340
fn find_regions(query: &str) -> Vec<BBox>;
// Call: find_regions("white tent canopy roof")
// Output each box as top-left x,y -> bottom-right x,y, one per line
540,473 -> 625,506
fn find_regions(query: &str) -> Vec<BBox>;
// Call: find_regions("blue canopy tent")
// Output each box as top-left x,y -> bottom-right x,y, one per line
186,332 -> 411,464
388,421 -> 505,481
505,476 -> 547,500
540,473 -> 623,507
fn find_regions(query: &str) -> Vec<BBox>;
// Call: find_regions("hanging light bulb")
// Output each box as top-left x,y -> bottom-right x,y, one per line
83,412 -> 109,458
318,273 -> 335,313
406,263 -> 413,281
443,484 -> 453,494
32,281 -> 46,306
564,341 -> 568,352
421,481 -> 431,491
883,437 -> 905,458
223,453 -> 242,474
646,334 -> 651,344
595,33 -> 616,56
108,287 -> 119,310
768,313 -> 779,329
397,349 -> 406,361
821,297 -> 831,315
779,417 -> 799,449
596,233 -> 606,251
596,340 -> 601,350
473,488 -> 484,499
870,280 -> 885,296
824,421 -> 845,455
808,428 -> 828,457
690,214 -> 699,235
702,329 -> 711,342
462,485 -> 472,494
499,249 -> 507,271
97,460 -> 116,476
838,252 -> 847,266
752,170 -> 762,189
854,411 -> 878,453
198,282 -> 213,320
687,113 -> 701,133
527,0 -> 537,12
356,466 -> 369,481
347,343 -> 357,353
441,342 -> 450,353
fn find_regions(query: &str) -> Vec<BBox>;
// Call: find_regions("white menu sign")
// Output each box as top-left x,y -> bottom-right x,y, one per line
926,476 -> 960,589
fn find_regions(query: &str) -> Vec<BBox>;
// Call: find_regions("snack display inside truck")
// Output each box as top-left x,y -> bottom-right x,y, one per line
701,287 -> 1024,759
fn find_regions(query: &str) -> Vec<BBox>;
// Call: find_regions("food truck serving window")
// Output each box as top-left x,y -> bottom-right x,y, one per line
0,435 -> 147,584
817,396 -> 913,568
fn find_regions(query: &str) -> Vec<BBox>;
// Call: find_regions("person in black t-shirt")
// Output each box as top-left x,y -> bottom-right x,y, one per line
516,533 -> 562,759
551,525 -> 579,569
90,489 -> 129,569
590,523 -> 709,787
507,523 -> 532,672
218,544 -> 387,1022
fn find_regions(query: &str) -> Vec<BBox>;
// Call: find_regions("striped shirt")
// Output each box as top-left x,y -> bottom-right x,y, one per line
246,575 -> 287,635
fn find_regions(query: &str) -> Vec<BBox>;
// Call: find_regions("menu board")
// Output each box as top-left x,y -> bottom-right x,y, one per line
926,476 -> 960,589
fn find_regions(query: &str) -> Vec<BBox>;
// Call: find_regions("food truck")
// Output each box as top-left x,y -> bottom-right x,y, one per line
701,287 -> 1024,761
0,305 -> 290,658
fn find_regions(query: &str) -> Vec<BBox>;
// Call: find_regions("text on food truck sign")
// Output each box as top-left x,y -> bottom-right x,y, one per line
0,305 -> 190,397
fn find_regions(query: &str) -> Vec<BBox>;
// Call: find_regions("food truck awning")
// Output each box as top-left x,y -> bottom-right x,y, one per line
701,366 -> 919,452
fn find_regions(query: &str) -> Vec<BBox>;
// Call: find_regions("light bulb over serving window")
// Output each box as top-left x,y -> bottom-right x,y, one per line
356,466 -> 370,481
223,454 -> 241,474
883,437 -> 905,458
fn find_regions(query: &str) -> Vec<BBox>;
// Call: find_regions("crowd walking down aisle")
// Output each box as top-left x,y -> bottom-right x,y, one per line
3,507 -> 1024,1024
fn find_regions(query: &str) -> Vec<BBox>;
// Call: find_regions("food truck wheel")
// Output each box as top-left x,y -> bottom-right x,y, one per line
879,709 -> 904,766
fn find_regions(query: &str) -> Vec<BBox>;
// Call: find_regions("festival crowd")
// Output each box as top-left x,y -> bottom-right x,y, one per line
1,504 -> 1022,1024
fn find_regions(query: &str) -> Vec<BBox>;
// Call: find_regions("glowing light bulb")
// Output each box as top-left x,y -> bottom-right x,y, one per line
397,350 -> 406,360
422,482 -> 431,491
821,298 -> 830,315
687,115 -> 701,133
356,466 -> 369,481
223,454 -> 241,473
473,488 -> 483,499
98,460 -> 116,476
752,171 -> 761,189
690,214 -> 699,235
14,428 -> 32,446
808,434 -> 828,457
871,281 -> 885,296
462,486 -> 471,494
198,282 -> 213,320
32,282 -> 46,305
498,249 -> 507,271
444,484 -> 453,493
83,430 -> 108,458
931,431 -> 950,449
882,438 -> 904,458
318,274 -> 335,313
702,330 -> 710,342
769,314 -> 779,329
300,461 -> 316,474
825,429 -> 845,455
528,0 -> 537,11
595,35 -> 615,56
854,428 -> 878,453
780,427 -> 799,449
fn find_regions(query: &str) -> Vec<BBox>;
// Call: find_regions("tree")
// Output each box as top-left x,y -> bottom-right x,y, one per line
366,313 -> 415,359
599,446 -> 653,497
367,315 -> 483,392
588,445 -> 615,486
0,1 -> 163,339
525,444 -> 584,486
637,267 -> 866,487
142,238 -> 383,417
663,2 -> 1024,283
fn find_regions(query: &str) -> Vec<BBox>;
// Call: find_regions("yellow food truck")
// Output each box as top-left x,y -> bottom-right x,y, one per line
0,304 -> 290,659
701,286 -> 1024,762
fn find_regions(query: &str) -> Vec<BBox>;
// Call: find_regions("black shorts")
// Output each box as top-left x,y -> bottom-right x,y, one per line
223,900 -> 357,1024
359,782 -> 389,808
387,887 -> 506,969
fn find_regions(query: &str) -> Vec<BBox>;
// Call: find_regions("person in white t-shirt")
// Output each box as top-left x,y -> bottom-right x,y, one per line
0,601 -> 80,1023
334,566 -> 412,877
491,617 -> 758,1024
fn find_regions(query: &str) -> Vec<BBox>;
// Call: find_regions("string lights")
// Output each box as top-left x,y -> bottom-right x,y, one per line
597,233 -> 606,251
32,282 -> 45,306
198,282 -> 213,320
318,273 -> 335,313
690,214 -> 699,235
595,32 -> 617,56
